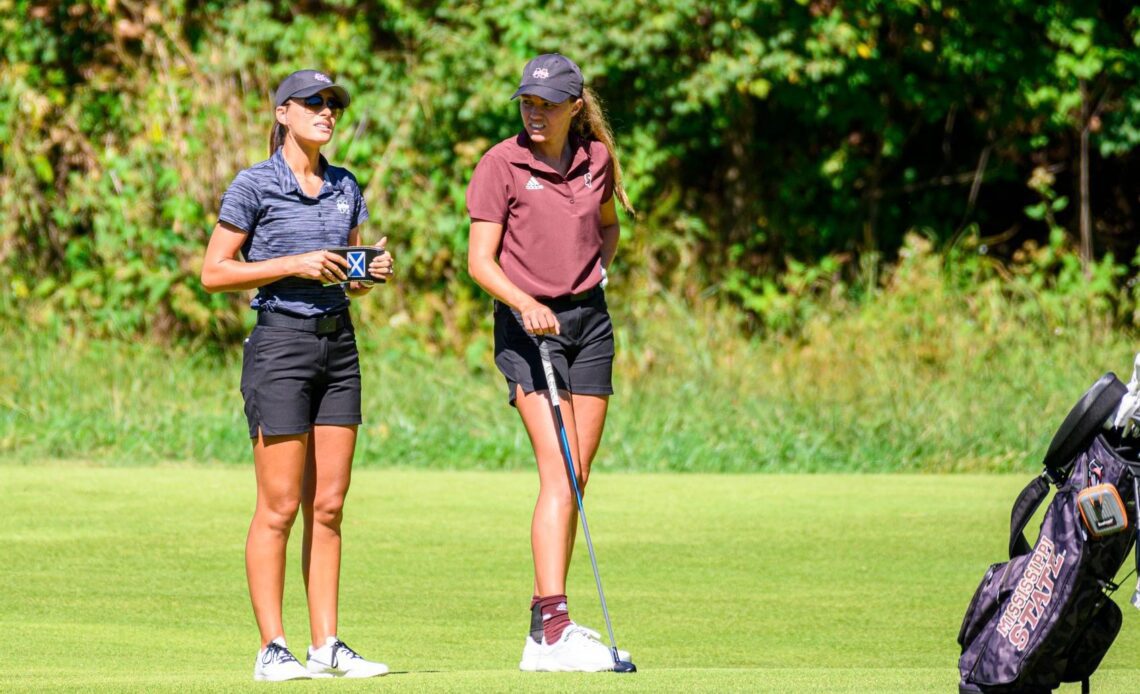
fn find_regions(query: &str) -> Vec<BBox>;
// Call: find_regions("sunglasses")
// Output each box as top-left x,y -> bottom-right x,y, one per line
293,94 -> 345,115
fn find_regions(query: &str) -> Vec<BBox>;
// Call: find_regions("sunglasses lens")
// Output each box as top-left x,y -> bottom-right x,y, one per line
296,95 -> 343,116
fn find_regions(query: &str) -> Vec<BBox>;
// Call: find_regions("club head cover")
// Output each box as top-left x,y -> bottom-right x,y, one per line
1042,373 -> 1126,479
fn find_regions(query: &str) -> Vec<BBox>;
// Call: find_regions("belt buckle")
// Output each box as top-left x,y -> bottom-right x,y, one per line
315,315 -> 339,334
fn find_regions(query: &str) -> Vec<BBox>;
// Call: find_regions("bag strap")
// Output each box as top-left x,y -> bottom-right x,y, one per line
1009,474 -> 1051,559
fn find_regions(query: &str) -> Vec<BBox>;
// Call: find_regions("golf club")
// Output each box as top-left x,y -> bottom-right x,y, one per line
538,339 -> 636,673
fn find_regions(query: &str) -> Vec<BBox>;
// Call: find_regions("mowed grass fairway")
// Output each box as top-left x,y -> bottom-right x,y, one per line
4,467 -> 1140,692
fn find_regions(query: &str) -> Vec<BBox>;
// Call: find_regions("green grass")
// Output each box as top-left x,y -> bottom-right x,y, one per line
2,305 -> 1138,473
3,465 -> 1140,692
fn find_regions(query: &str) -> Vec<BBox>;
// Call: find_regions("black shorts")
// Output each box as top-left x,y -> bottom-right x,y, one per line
494,288 -> 615,406
240,317 -> 362,438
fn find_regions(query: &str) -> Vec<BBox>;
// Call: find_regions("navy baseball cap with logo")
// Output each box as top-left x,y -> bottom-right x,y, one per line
274,69 -> 351,108
511,53 -> 583,103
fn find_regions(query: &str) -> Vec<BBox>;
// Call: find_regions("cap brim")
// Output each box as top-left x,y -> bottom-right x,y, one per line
511,85 -> 576,103
287,84 -> 351,108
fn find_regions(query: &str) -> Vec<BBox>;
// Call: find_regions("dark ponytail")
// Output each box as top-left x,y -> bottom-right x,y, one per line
572,86 -> 633,215
268,121 -> 286,157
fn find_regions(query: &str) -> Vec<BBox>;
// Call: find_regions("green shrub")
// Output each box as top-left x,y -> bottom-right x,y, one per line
4,1 -> 1140,343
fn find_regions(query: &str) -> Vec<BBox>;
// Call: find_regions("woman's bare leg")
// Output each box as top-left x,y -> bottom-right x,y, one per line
247,431 -> 308,646
300,424 -> 357,648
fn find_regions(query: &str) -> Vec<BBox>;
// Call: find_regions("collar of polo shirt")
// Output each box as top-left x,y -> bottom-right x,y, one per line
271,148 -> 335,197
506,132 -> 592,177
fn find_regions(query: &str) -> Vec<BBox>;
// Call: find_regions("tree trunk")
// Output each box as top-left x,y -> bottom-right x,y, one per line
1079,79 -> 1092,276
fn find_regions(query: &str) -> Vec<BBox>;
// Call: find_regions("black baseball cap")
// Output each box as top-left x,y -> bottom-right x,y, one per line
274,69 -> 351,108
511,53 -> 583,103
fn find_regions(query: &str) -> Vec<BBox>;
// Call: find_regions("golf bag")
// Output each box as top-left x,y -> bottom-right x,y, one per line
957,373 -> 1140,694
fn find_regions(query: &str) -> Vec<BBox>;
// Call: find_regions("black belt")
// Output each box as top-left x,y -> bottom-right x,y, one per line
494,285 -> 603,313
564,285 -> 603,302
257,310 -> 350,335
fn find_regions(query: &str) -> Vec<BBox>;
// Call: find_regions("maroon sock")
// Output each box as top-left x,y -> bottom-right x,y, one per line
537,594 -> 572,644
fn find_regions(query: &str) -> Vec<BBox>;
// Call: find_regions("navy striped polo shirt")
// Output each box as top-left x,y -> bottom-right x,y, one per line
218,148 -> 369,317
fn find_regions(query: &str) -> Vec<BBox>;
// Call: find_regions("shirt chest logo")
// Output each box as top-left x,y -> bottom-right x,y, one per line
336,196 -> 351,215
525,176 -> 544,190
584,172 -> 593,189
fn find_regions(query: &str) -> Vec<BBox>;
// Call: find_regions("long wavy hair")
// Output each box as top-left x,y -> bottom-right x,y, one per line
571,87 -> 633,215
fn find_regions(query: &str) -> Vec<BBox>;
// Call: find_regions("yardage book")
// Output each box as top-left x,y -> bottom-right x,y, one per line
322,246 -> 386,286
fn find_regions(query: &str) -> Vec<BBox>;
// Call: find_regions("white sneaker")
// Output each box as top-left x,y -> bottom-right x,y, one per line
306,636 -> 389,678
519,635 -> 543,671
520,631 -> 630,672
537,624 -> 626,672
253,637 -> 313,681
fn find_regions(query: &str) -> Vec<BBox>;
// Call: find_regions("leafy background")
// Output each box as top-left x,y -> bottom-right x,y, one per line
4,0 -> 1140,345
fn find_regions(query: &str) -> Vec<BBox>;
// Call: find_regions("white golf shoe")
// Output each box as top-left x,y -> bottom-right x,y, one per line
519,635 -> 544,671
253,637 -> 315,681
523,624 -> 629,672
520,630 -> 631,672
306,636 -> 389,678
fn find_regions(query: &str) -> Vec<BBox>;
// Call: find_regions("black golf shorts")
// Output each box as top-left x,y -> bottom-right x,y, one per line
239,320 -> 362,438
493,289 -> 614,406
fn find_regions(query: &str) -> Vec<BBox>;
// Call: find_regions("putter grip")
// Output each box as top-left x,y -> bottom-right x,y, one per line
539,341 -> 560,410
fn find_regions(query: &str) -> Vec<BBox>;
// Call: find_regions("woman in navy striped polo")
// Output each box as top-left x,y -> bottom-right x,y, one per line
201,70 -> 392,681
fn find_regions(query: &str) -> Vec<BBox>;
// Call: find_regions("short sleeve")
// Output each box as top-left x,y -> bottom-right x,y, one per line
596,143 -> 615,205
466,153 -> 512,225
601,159 -> 615,205
350,174 -> 369,228
218,170 -> 261,233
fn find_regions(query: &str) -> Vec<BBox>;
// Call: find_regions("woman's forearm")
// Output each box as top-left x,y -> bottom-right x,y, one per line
469,256 -> 539,312
201,255 -> 294,293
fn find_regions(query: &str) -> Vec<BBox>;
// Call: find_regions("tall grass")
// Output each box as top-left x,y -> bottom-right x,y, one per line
4,243 -> 1137,471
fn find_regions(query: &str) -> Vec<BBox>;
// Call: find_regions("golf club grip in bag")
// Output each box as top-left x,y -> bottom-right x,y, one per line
958,374 -> 1138,694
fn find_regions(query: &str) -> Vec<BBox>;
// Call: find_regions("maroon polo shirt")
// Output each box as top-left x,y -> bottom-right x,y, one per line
466,132 -> 615,300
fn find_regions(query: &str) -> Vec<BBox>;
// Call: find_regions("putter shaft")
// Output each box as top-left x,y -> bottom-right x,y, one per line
539,340 -> 626,667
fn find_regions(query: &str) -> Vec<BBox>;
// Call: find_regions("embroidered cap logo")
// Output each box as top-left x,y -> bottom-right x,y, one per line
532,67 -> 550,79
313,72 -> 332,83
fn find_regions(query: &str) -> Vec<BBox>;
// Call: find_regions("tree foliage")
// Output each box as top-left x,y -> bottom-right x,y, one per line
2,0 -> 1140,342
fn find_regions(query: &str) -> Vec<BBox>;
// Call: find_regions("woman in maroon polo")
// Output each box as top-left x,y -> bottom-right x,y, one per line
466,53 -> 635,672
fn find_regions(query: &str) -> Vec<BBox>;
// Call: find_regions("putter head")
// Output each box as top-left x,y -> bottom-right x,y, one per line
613,660 -> 637,673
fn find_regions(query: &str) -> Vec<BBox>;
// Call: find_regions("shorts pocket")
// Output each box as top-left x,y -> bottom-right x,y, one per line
240,329 -> 261,433
240,330 -> 260,393
495,304 -> 536,347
